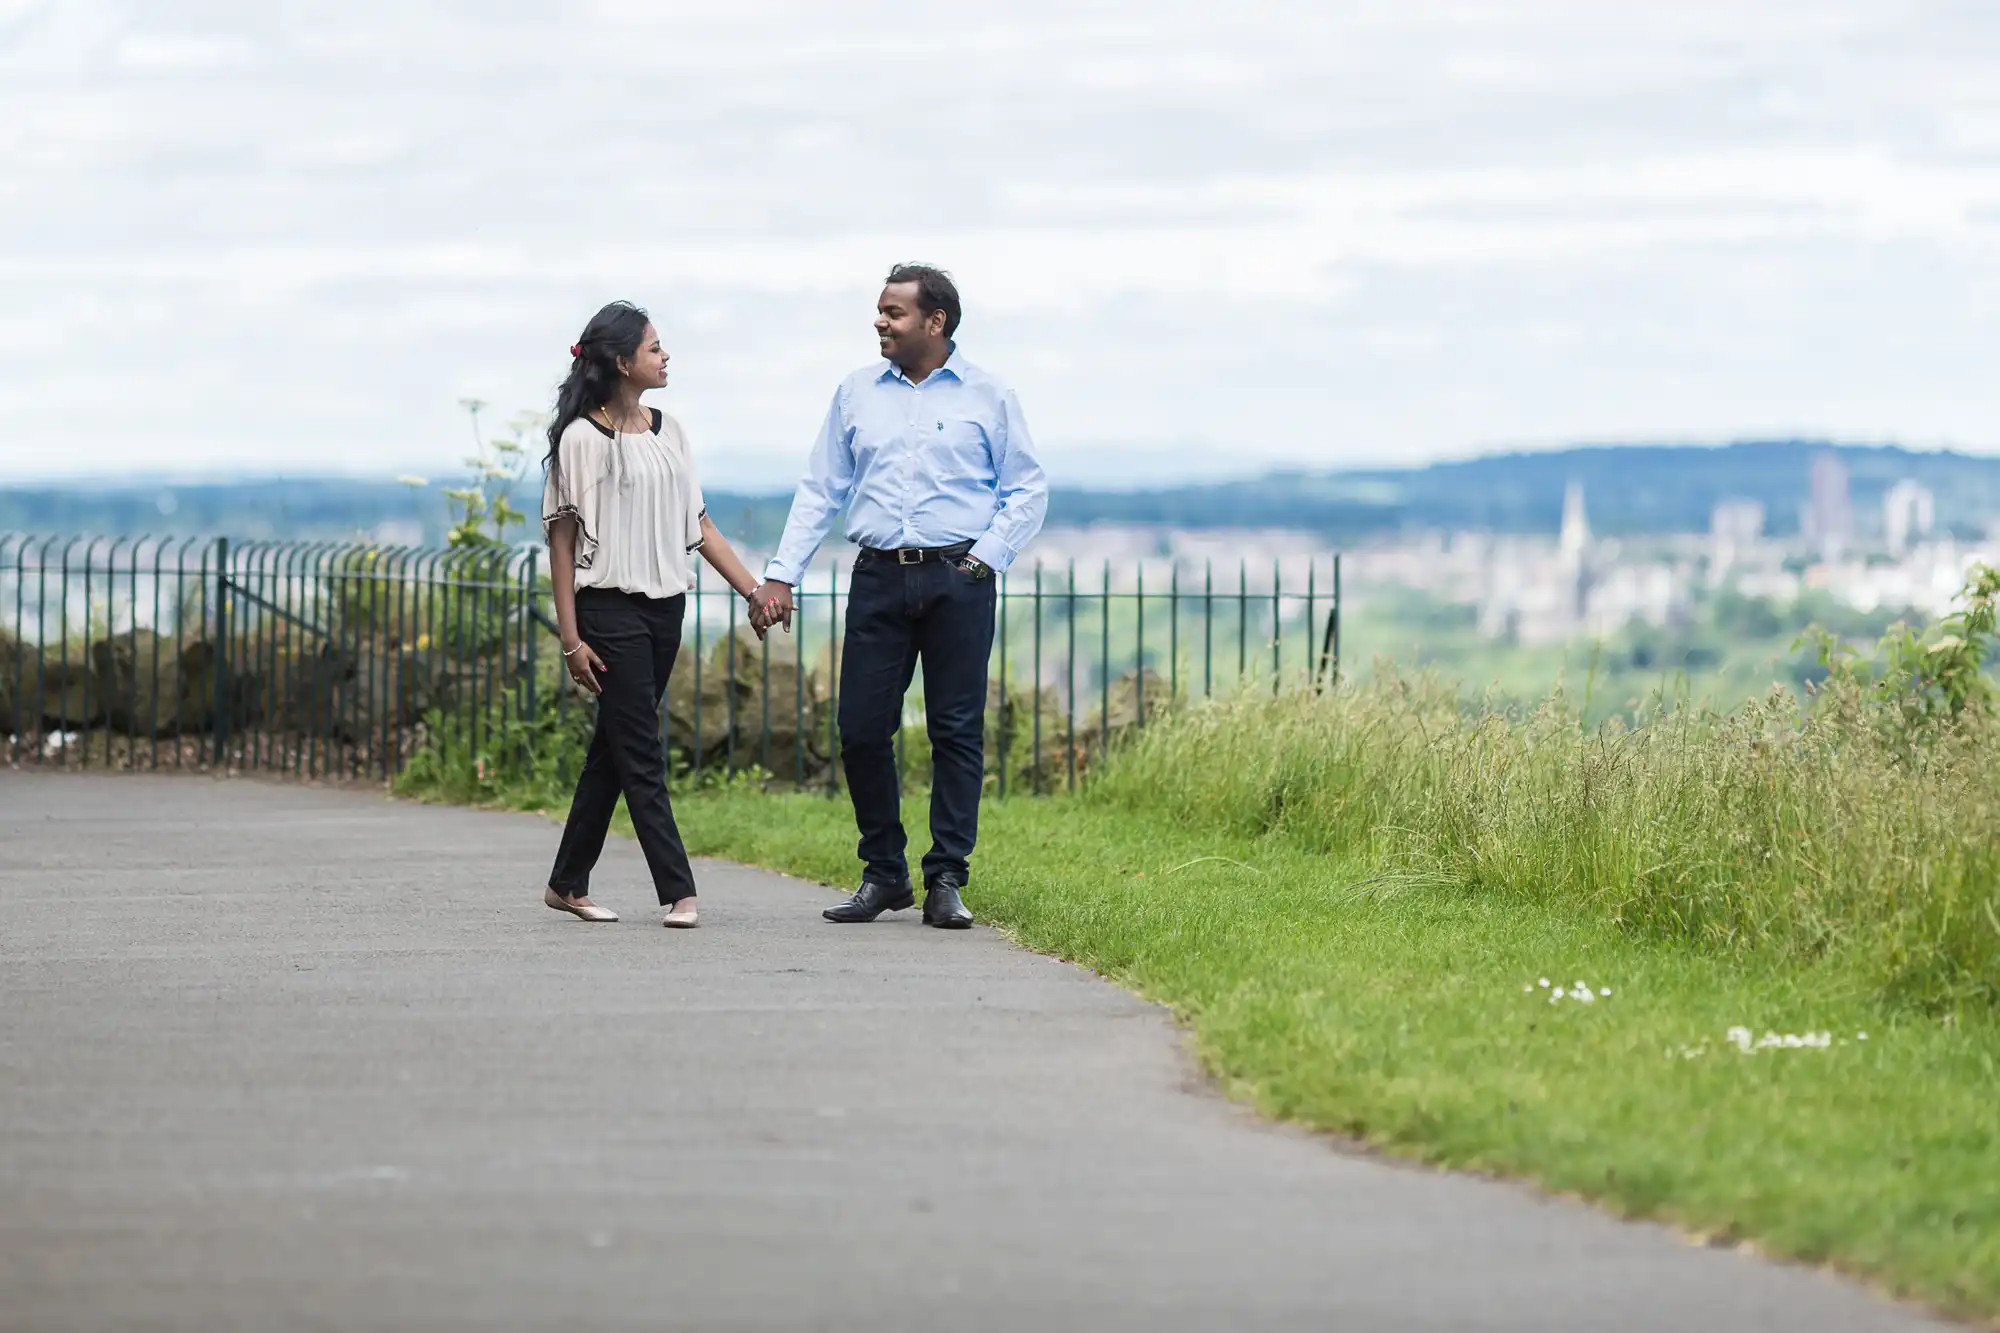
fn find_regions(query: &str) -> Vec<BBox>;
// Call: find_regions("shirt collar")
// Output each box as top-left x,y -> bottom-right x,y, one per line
880,341 -> 964,386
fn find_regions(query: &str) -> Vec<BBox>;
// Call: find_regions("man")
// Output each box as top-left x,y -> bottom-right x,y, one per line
752,264 -> 1047,929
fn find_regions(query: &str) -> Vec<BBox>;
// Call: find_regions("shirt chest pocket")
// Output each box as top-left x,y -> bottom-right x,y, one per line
926,417 -> 992,482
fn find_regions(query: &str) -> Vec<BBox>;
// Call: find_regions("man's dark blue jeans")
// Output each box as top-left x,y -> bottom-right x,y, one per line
838,549 -> 997,886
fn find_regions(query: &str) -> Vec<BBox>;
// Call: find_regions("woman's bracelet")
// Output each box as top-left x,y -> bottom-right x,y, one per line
562,642 -> 585,658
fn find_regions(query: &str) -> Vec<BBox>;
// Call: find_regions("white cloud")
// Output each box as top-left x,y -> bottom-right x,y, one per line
1,0 -> 1998,486
112,31 -> 256,71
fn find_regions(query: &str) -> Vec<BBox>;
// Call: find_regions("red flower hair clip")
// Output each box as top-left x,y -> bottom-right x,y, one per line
569,344 -> 582,358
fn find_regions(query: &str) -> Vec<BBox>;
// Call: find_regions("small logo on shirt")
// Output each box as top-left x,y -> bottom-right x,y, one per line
936,421 -> 944,431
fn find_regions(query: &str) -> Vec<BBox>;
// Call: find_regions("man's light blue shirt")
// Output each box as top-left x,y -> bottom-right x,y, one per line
763,346 -> 1048,586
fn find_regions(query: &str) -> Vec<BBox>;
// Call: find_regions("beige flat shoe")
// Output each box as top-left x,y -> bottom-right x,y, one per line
661,903 -> 699,929
545,887 -> 618,922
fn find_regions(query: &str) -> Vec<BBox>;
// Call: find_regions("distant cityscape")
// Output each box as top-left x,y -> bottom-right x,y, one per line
1009,451 -> 1977,651
4,443 -> 1995,652
1343,455 -> 1969,647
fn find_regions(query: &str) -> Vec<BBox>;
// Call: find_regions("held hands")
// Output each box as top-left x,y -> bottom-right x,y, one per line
748,580 -> 794,634
562,639 -> 608,695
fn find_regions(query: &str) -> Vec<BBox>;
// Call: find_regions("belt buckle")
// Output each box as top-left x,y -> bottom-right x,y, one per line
897,548 -> 923,566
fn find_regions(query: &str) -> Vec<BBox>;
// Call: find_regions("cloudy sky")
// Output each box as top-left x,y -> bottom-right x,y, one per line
3,1 -> 1999,487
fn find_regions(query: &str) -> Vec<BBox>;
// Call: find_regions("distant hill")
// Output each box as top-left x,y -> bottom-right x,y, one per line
0,477 -> 804,550
4,441 -> 1996,544
1049,441 -> 2000,540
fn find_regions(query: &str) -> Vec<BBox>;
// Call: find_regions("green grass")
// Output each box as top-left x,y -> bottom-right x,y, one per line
667,785 -> 1998,1320
405,653 -> 2000,1320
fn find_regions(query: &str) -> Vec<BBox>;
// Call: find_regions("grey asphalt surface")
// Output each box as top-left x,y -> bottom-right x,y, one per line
0,771 -> 1946,1332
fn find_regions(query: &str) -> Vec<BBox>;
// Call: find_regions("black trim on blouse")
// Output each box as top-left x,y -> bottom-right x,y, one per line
583,407 -> 663,438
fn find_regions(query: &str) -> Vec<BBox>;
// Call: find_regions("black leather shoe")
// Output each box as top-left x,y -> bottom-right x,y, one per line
922,873 -> 974,930
822,876 -> 915,923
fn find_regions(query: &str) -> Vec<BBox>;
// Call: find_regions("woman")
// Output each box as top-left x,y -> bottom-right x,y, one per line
541,300 -> 764,928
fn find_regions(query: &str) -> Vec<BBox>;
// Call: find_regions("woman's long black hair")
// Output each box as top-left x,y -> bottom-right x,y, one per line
545,300 -> 652,485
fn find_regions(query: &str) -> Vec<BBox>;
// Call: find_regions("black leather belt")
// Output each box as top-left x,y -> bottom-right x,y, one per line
862,540 -> 974,566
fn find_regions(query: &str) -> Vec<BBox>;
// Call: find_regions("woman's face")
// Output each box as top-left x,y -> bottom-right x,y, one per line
620,324 -> 670,389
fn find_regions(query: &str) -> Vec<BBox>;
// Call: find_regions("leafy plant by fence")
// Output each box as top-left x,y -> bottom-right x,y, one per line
1,533 -> 1344,796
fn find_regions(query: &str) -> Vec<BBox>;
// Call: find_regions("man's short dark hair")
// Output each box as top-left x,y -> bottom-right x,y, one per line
885,263 -> 961,339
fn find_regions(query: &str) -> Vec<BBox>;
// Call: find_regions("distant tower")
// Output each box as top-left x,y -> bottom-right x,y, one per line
1558,480 -> 1591,624
1804,454 -> 1852,562
1559,480 -> 1590,560
1882,480 -> 1935,554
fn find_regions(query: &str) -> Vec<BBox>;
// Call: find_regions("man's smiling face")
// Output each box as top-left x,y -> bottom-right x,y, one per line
875,282 -> 944,366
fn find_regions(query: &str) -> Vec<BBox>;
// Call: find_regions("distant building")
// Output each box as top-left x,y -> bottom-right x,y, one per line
1883,480 -> 1935,554
1803,454 -> 1852,562
1711,498 -> 1764,543
1559,479 -> 1590,561
1708,498 -> 1765,580
1556,480 -> 1592,623
1479,482 -> 1604,645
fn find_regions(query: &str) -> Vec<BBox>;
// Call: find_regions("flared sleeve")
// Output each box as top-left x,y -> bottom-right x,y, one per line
542,421 -> 607,569
663,414 -> 708,555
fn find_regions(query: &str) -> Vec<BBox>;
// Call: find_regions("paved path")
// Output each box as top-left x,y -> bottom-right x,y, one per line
0,772 -> 1944,1332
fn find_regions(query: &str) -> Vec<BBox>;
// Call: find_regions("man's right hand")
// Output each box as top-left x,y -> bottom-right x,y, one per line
751,580 -> 794,633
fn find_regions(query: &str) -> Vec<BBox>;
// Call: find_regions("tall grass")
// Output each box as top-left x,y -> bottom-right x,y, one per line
1090,671 -> 2000,1014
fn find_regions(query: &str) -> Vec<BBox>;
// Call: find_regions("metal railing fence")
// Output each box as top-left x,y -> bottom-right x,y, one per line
0,534 -> 539,780
2,534 -> 1340,793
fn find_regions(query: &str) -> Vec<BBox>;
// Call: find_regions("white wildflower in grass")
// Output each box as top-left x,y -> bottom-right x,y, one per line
1528,975 -> 1611,1007
1858,1032 -> 1868,1041
1720,1025 -> 1837,1055
1600,988 -> 1612,997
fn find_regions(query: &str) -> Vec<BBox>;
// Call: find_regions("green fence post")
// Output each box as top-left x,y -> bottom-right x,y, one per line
1315,552 -> 1341,692
523,546 -> 539,781
1135,562 -> 1145,729
1332,553 -> 1341,687
1203,560 -> 1213,699
9,537 -> 27,766
1031,562 -> 1042,795
1305,558 -> 1316,694
1066,561 -> 1077,792
1099,561 -> 1110,754
1272,557 -> 1282,697
212,536 -> 230,771
1238,560 -> 1248,685
827,559 -> 839,799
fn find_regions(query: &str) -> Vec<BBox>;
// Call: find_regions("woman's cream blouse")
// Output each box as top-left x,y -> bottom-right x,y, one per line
542,408 -> 707,599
